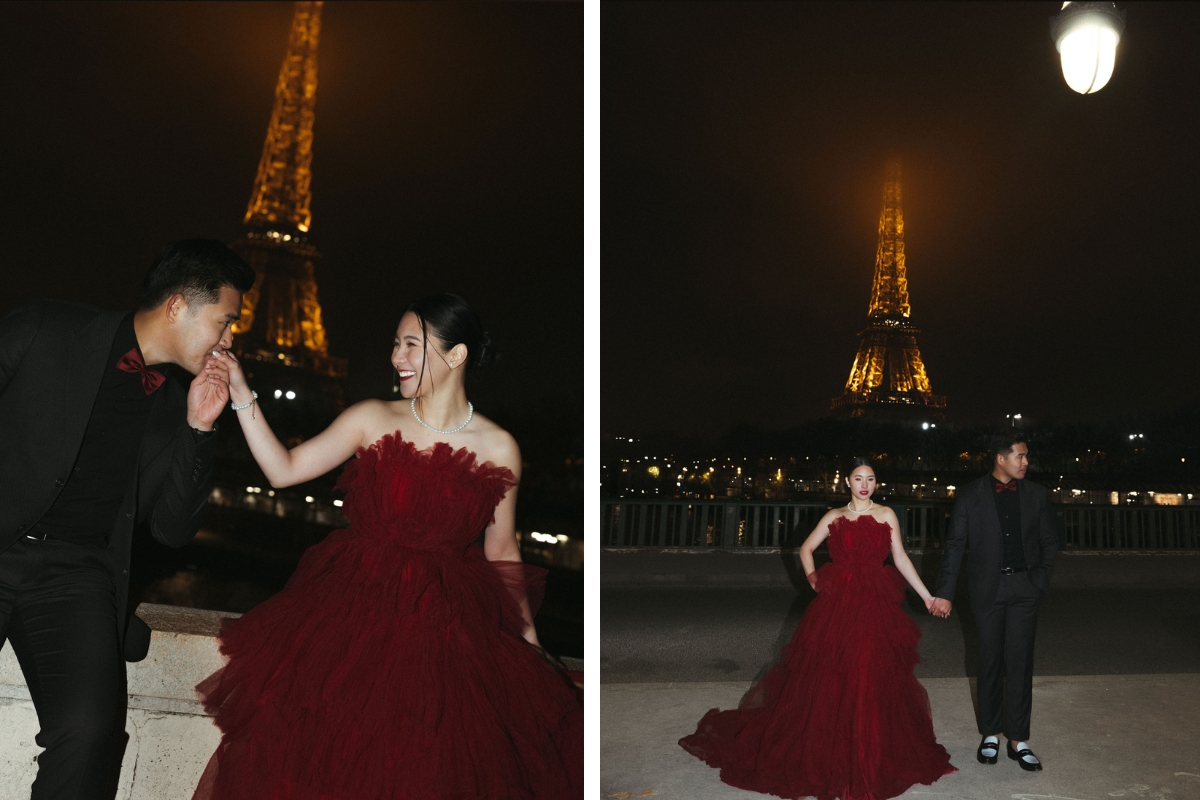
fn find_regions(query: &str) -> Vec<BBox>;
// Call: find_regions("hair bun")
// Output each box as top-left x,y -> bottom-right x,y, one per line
402,293 -> 495,373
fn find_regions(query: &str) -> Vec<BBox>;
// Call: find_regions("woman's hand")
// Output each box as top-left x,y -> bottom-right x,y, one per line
806,572 -> 819,593
211,349 -> 252,405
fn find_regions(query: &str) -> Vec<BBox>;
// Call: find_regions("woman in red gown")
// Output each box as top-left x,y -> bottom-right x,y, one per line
680,458 -> 955,800
192,294 -> 582,799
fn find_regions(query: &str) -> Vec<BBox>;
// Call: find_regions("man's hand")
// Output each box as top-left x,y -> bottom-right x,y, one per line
187,354 -> 230,430
929,598 -> 952,619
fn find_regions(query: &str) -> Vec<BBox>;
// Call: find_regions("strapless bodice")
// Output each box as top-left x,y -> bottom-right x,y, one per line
826,513 -> 894,565
333,432 -> 515,552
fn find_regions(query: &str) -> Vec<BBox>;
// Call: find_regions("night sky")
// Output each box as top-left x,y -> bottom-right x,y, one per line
603,2 -> 1200,435
1,2 -> 581,430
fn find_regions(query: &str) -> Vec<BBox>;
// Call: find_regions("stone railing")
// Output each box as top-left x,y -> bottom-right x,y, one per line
0,604 -> 231,798
0,604 -> 583,798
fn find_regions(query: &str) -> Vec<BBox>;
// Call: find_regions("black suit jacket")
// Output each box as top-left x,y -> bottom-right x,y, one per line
0,299 -> 215,659
935,473 -> 1059,614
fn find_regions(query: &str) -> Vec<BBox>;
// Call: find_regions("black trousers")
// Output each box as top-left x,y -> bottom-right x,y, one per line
0,536 -> 127,800
972,571 -> 1041,741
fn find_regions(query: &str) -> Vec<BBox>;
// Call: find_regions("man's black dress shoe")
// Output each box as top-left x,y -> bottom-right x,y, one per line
1008,742 -> 1043,771
976,736 -> 999,764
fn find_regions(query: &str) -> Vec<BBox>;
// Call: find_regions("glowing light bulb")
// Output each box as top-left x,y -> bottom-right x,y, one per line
1050,2 -> 1124,95
1059,24 -> 1119,93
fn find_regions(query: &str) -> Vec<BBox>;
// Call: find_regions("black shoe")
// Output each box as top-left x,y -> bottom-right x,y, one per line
1008,742 -> 1043,771
976,736 -> 999,764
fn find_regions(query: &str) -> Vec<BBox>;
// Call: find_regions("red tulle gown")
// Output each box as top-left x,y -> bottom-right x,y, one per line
192,433 -> 583,800
679,514 -> 955,800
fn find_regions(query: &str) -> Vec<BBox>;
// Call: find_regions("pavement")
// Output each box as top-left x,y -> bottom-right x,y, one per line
601,586 -> 1200,683
601,554 -> 1200,800
602,675 -> 1200,800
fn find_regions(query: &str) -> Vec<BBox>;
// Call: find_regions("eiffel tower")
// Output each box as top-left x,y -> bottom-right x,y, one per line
831,164 -> 946,419
230,1 -> 347,440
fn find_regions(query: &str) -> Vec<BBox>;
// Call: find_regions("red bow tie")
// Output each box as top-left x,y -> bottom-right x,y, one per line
994,479 -> 1018,493
116,348 -> 166,395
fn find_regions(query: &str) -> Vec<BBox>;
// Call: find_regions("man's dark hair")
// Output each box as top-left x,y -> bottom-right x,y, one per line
990,432 -> 1029,465
139,239 -> 256,311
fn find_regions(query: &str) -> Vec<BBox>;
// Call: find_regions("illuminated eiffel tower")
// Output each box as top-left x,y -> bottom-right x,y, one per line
831,164 -> 946,420
231,1 -> 347,438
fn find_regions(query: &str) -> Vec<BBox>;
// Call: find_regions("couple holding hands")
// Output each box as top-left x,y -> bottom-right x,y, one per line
680,435 -> 1057,800
0,239 -> 582,799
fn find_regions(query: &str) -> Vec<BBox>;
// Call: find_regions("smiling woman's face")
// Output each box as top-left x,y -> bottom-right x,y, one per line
846,466 -> 876,500
391,312 -> 436,398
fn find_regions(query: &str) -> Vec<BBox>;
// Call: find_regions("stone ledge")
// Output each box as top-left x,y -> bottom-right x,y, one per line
0,604 -> 232,799
1,603 -> 580,799
136,602 -> 240,637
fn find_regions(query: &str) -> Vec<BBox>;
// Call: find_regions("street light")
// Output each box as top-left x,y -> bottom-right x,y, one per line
1050,2 -> 1125,95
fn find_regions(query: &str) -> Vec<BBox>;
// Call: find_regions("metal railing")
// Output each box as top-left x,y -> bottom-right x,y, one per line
1061,505 -> 1200,549
601,499 -> 1200,551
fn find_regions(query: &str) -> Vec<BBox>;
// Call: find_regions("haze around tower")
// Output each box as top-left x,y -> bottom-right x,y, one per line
603,1 -> 1200,434
0,3 -> 581,427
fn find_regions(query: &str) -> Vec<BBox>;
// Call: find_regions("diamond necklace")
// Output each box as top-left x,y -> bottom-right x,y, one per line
410,397 -> 474,435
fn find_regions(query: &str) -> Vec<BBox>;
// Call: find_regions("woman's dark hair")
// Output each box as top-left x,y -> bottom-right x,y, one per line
845,456 -> 875,475
990,432 -> 1029,465
401,293 -> 494,392
140,239 -> 256,310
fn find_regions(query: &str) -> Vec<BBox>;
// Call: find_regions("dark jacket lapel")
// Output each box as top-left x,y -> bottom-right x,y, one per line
977,475 -> 1002,534
61,311 -> 124,458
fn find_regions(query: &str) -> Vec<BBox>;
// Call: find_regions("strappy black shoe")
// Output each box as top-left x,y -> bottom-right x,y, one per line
976,736 -> 999,764
1008,741 -> 1043,771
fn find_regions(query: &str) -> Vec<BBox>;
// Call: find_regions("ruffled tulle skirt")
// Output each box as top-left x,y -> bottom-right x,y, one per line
680,562 -> 954,800
193,532 -> 583,800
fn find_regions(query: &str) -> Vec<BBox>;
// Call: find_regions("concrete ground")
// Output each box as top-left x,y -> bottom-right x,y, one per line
602,675 -> 1200,800
601,587 -> 1200,683
601,554 -> 1200,800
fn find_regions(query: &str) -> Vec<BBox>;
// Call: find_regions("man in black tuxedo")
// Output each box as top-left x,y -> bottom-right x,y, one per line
0,239 -> 255,799
930,433 -> 1058,772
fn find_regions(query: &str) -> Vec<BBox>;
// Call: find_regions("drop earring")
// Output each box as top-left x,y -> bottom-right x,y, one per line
392,368 -> 400,394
